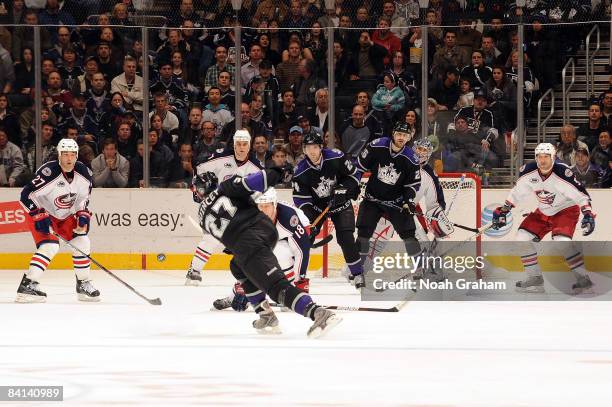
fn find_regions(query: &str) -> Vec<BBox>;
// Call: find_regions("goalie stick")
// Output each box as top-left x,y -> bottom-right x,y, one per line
53,233 -> 162,306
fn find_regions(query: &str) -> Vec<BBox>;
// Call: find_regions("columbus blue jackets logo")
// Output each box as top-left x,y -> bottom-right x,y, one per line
54,193 -> 77,209
377,163 -> 400,185
535,190 -> 556,205
313,176 -> 335,198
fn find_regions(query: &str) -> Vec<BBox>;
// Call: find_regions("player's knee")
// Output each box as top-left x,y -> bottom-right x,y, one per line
268,278 -> 293,304
357,237 -> 370,254
38,242 -> 60,259
516,229 -> 538,242
336,230 -> 356,246
70,235 -> 90,255
402,237 -> 421,256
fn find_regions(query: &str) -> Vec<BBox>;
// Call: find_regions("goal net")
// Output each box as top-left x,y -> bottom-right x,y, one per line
318,172 -> 482,279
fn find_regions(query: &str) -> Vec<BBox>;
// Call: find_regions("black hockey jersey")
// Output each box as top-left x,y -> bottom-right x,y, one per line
292,148 -> 360,218
20,161 -> 93,220
198,168 -> 282,248
356,137 -> 421,204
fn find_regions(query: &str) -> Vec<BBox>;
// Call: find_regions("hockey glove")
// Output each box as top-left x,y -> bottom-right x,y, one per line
294,277 -> 310,293
30,209 -> 51,234
76,210 -> 91,228
402,200 -> 417,215
492,203 -> 512,230
580,206 -> 596,236
330,187 -> 349,209
428,207 -> 454,238
231,282 -> 248,312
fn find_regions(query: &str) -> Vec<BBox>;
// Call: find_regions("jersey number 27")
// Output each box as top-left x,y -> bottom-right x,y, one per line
204,197 -> 237,239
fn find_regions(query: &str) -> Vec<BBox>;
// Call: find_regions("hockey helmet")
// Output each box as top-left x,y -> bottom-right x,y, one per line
233,129 -> 251,145
392,121 -> 414,143
534,142 -> 556,160
413,138 -> 434,164
255,187 -> 278,206
57,138 -> 79,154
303,131 -> 323,146
192,171 -> 218,199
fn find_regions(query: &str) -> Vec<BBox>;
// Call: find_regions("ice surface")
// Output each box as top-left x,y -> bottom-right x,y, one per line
1,269 -> 611,406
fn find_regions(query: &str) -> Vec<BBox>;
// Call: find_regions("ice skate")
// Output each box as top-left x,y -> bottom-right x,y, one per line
515,275 -> 545,293
572,275 -> 594,295
76,278 -> 101,302
211,296 -> 232,311
307,307 -> 342,339
185,267 -> 202,286
351,274 -> 365,289
252,301 -> 281,334
15,274 -> 47,303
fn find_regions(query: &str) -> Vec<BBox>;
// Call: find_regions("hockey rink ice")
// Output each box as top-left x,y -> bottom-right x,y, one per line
1,268 -> 612,407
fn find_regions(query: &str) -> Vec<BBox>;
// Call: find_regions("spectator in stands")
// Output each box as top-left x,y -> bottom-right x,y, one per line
354,91 -> 383,138
506,50 -> 535,109
204,46 -> 235,93
150,60 -> 188,115
11,10 -> 52,62
83,72 -> 111,127
333,40 -> 351,89
456,16 -> 482,58
353,6 -> 373,29
429,66 -> 460,112
246,60 -> 279,110
13,47 -> 34,95
91,138 -> 129,187
277,89 -> 300,131
348,31 -> 387,80
281,0 -> 309,35
557,124 -> 588,167
335,14 -> 358,52
19,105 -> 56,147
98,92 -> 128,139
221,103 -> 265,145
253,1 -> 288,27
38,0 -> 75,39
0,42 -> 14,94
454,88 -> 497,137
193,120 -> 223,165
578,103 -> 608,151
276,40 -> 303,93
179,106 -> 203,146
57,47 -> 82,91
113,120 -> 137,161
241,44 -> 273,92
293,59 -> 326,115
257,33 -> 282,68
149,112 -> 176,151
486,16 -> 511,59
484,65 -> 517,134
94,41 -> 120,82
168,142 -> 194,188
297,114 -> 322,138
0,94 -> 19,146
0,127 -> 26,187
129,137 -> 167,188
372,16 -> 402,67
372,72 -> 406,130
111,55 -> 143,113
525,15 -> 558,92
44,71 -> 73,114
25,122 -> 57,173
340,104 -> 381,159
481,33 -> 505,66
425,98 -> 445,171
72,56 -> 97,94
402,109 -> 420,140
303,21 -> 327,73
432,30 -> 470,80
215,70 -> 236,113
168,0 -> 202,28
252,134 -> 272,165
149,128 -> 174,168
283,125 -> 305,166
308,88 -> 330,133
269,144 -> 289,168
461,50 -> 492,91
572,146 -> 603,187
202,86 -> 233,139
382,0 -> 409,38
59,92 -> 98,143
443,115 -> 498,172
45,26 -> 78,67
249,93 -> 272,137
591,130 -> 611,187
601,90 -> 612,123
149,92 -> 180,133
3,0 -> 27,26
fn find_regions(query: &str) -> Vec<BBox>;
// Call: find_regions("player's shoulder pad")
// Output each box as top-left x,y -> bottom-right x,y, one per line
277,201 -> 309,228
399,145 -> 420,165
370,137 -> 391,148
551,160 -> 576,180
247,153 -> 265,169
36,160 -> 62,180
293,157 -> 310,178
421,163 -> 437,180
74,161 -> 93,179
518,161 -> 539,177
322,148 -> 344,160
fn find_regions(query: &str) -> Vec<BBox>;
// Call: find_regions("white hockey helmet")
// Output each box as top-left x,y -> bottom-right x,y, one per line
57,138 -> 79,154
233,129 -> 251,145
255,187 -> 278,206
534,142 -> 556,160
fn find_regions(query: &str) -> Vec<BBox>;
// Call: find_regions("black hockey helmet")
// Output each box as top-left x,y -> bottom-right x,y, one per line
392,121 -> 414,142
303,131 -> 323,146
192,171 -> 218,199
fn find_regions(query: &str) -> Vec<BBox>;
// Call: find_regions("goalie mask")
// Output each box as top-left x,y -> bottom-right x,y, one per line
192,171 -> 218,202
413,138 -> 433,165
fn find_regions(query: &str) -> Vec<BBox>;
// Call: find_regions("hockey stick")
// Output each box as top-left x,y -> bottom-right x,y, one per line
270,301 -> 408,312
53,233 -> 162,306
311,234 -> 334,248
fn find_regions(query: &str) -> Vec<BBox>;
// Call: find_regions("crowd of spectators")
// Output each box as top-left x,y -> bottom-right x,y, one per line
0,0 -> 610,188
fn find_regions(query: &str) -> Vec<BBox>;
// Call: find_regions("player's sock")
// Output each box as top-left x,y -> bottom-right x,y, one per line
346,259 -> 363,276
565,252 -> 587,277
73,255 -> 91,281
185,246 -> 211,285
26,242 -> 59,282
520,252 -> 541,278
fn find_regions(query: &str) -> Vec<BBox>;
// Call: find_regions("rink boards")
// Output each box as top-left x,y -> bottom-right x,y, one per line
1,188 -> 612,271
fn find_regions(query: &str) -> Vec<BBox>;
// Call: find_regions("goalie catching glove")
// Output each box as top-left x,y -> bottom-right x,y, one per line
492,202 -> 513,229
428,207 -> 454,238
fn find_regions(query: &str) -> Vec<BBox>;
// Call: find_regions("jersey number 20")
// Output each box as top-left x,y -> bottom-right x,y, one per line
204,197 -> 237,239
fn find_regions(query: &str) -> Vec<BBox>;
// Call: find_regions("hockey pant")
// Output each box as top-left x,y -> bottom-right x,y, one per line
228,213 -> 319,320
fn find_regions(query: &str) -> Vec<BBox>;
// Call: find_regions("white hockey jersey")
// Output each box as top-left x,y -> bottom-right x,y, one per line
413,164 -> 446,212
195,149 -> 263,183
273,202 -> 312,281
20,161 -> 93,220
506,161 -> 591,216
